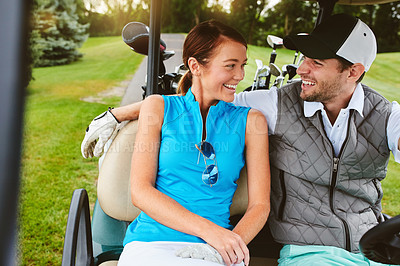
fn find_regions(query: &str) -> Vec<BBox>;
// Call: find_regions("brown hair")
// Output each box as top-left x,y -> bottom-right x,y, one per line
336,56 -> 365,83
177,20 -> 247,94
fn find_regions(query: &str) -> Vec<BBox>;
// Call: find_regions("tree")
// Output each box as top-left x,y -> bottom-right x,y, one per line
31,0 -> 89,67
161,0 -> 207,33
230,0 -> 268,45
374,2 -> 400,52
263,0 -> 317,40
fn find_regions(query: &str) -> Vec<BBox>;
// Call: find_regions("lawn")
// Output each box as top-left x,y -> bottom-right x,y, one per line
20,36 -> 144,265
20,36 -> 400,265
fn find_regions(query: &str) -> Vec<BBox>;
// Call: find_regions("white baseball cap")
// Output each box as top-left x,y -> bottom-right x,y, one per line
283,13 -> 377,71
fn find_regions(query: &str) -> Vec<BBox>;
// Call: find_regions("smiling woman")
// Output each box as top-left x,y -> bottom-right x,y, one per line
114,20 -> 270,266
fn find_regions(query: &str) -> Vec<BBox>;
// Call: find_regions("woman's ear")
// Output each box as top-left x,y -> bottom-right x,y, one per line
348,63 -> 365,82
188,57 -> 201,76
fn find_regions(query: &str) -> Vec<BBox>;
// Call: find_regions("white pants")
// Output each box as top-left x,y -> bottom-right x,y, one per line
118,241 -> 245,266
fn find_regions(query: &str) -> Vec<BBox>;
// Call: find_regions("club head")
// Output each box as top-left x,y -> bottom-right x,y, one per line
281,64 -> 288,77
286,64 -> 298,80
269,63 -> 282,77
174,63 -> 187,74
258,65 -> 269,75
162,50 -> 175,61
254,66 -> 270,90
122,21 -> 167,56
255,59 -> 263,70
297,53 -> 305,65
267,35 -> 283,49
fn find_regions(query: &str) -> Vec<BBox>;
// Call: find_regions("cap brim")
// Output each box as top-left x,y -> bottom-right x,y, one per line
283,34 -> 337,60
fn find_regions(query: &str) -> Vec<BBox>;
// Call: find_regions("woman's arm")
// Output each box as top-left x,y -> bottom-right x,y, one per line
130,95 -> 246,266
232,109 -> 271,263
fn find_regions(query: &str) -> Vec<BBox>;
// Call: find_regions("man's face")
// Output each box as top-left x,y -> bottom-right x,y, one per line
296,57 -> 349,104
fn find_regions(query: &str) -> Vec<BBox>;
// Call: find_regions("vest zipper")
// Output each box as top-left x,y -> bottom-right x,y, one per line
330,157 -> 351,251
319,110 -> 353,252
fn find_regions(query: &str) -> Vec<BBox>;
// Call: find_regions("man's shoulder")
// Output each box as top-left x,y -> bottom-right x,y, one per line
361,83 -> 391,104
278,81 -> 302,94
276,81 -> 303,105
360,84 -> 392,117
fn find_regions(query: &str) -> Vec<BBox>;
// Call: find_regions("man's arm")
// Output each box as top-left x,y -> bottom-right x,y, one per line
81,101 -> 143,158
110,101 -> 143,122
233,89 -> 278,135
387,101 -> 400,163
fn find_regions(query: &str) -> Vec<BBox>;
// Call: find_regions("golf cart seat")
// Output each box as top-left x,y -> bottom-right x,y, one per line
62,120 -> 281,266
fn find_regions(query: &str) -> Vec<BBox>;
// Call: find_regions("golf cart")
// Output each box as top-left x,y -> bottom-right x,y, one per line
61,0 -> 400,265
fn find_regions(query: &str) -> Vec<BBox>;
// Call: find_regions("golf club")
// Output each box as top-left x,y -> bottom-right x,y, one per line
265,35 -> 283,88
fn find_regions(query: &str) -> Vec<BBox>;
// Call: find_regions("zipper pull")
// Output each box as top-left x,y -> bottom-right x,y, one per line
333,157 -> 339,172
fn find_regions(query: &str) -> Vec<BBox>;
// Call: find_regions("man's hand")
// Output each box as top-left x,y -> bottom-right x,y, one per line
81,109 -> 120,158
175,243 -> 224,265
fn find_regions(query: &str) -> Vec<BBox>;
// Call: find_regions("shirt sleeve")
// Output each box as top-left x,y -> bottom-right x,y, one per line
387,101 -> 400,163
233,88 -> 278,135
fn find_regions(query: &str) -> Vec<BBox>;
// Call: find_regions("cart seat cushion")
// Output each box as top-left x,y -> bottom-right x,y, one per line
97,120 -> 249,222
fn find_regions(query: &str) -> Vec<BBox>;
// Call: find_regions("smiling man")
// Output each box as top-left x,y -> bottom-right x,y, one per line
81,14 -> 400,265
233,13 -> 400,265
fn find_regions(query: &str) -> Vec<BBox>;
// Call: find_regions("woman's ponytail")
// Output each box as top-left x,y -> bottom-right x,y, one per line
177,70 -> 192,95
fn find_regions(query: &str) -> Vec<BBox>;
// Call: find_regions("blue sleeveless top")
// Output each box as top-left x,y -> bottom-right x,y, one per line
123,89 -> 250,245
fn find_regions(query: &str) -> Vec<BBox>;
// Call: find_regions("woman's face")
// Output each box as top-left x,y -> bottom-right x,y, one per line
198,40 -> 247,103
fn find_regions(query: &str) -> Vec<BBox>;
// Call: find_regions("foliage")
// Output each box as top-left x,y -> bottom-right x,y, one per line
262,0 -> 318,39
31,0 -> 89,67
84,0 -> 150,36
161,0 -> 207,32
374,2 -> 400,52
230,0 -> 268,45
79,0 -> 400,52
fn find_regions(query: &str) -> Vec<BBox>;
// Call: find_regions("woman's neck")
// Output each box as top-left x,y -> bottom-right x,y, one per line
191,85 -> 218,116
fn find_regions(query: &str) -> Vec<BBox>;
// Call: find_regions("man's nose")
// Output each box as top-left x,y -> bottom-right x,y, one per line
297,60 -> 309,75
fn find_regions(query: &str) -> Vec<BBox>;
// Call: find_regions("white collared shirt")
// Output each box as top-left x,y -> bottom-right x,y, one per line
233,84 -> 400,162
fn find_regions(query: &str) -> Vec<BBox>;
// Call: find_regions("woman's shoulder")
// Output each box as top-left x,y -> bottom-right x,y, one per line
141,94 -> 165,117
246,108 -> 268,134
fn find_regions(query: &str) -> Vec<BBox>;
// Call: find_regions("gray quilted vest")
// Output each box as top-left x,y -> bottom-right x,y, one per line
268,82 -> 391,252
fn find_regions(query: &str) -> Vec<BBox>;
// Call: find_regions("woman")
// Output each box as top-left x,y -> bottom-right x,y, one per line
118,20 -> 270,266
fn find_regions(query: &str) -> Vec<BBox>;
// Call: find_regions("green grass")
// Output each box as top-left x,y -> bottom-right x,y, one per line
20,36 -> 143,265
20,39 -> 400,265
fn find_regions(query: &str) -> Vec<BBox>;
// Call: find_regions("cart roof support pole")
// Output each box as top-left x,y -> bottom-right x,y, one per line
0,0 -> 30,265
146,0 -> 162,96
315,0 -> 338,26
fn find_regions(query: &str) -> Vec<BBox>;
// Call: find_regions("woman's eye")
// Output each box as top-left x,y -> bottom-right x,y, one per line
226,64 -> 235,68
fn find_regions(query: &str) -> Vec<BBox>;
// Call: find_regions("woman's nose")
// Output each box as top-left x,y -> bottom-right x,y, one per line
235,67 -> 245,81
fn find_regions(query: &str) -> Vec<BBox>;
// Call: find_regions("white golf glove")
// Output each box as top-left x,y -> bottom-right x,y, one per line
81,108 -> 121,158
175,243 -> 224,265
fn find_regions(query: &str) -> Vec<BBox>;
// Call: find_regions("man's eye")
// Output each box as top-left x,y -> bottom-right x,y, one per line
313,60 -> 323,66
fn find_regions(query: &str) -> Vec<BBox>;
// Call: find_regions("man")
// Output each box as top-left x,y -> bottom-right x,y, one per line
81,14 -> 400,265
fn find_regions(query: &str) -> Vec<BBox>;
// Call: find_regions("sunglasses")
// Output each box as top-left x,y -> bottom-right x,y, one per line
195,141 -> 218,187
